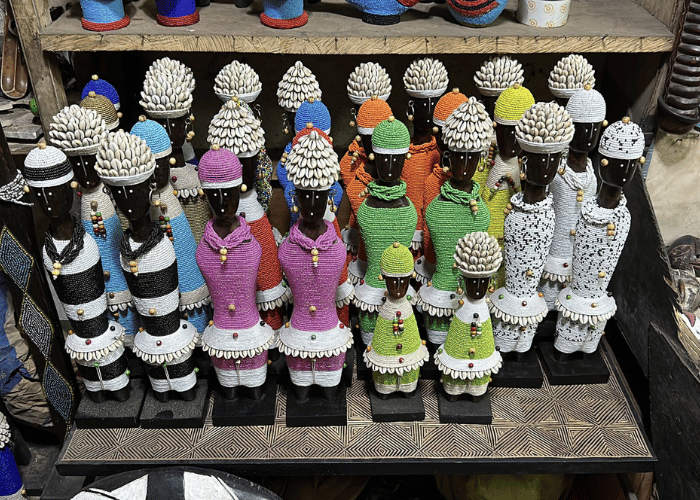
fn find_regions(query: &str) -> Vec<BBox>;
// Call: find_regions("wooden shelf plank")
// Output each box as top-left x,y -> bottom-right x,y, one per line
40,0 -> 673,54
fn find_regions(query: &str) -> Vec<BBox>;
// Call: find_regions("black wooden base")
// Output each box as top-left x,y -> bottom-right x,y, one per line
534,311 -> 558,343
537,341 -> 611,385
490,349 -> 544,388
356,343 -> 372,380
368,381 -> 425,422
268,349 -> 288,385
140,380 -> 210,429
211,376 -> 277,427
40,466 -> 86,500
74,379 -> 147,429
437,388 -> 492,424
343,346 -> 355,387
286,384 -> 347,427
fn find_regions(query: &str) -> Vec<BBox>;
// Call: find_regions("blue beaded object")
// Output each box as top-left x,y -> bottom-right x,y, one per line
260,0 -> 308,28
80,0 -> 129,31
131,118 -> 172,159
155,0 -> 199,26
277,142 -> 293,192
294,100 -> 332,134
0,446 -> 23,500
446,0 -> 507,26
345,0 -> 419,24
81,76 -> 120,110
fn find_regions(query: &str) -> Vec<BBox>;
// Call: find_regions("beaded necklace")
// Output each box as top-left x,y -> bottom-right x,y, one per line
44,218 -> 86,279
441,179 -> 481,205
120,223 -> 164,262
366,180 -> 407,201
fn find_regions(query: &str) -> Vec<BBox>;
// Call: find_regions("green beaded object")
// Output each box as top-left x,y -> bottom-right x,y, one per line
381,242 -> 414,277
371,117 -> 410,155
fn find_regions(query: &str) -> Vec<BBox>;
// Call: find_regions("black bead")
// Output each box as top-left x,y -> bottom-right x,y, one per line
260,321 -> 266,326
183,324 -> 188,329
473,313 -> 479,318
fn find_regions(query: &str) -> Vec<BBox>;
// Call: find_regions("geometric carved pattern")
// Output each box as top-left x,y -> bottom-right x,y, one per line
60,351 -> 651,467
19,295 -> 53,357
0,227 -> 32,290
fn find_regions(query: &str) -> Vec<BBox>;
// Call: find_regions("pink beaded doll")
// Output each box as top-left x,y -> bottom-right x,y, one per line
196,145 -> 274,399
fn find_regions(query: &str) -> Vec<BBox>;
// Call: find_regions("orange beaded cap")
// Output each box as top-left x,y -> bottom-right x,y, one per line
433,88 -> 468,127
356,97 -> 393,135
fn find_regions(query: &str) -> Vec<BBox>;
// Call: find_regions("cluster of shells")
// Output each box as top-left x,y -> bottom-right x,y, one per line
347,62 -> 392,99
277,61 -> 322,112
207,101 -> 265,154
403,57 -> 448,92
214,60 -> 262,97
443,97 -> 493,152
95,131 -> 156,178
49,105 -> 106,150
548,54 -> 595,90
144,57 -> 196,92
454,232 -> 503,275
0,413 -> 8,447
286,131 -> 340,190
516,102 -> 574,144
473,55 -> 524,91
140,73 -> 193,113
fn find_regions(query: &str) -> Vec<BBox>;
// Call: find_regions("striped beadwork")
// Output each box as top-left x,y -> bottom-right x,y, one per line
80,0 -> 129,31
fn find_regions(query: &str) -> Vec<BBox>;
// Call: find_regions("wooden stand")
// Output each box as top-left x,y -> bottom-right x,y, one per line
537,341 -> 611,385
140,380 -> 210,429
286,384 -> 347,427
437,390 -> 492,425
490,349 -> 544,388
74,379 -> 147,429
368,382 -> 425,422
211,376 -> 277,427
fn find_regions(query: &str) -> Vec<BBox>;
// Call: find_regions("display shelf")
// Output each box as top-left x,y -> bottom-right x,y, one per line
40,0 -> 673,54
55,341 -> 655,477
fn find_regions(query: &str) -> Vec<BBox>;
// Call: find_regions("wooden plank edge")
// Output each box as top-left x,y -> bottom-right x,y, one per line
39,33 -> 673,53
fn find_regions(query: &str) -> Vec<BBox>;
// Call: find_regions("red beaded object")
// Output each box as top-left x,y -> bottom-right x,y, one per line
260,11 -> 308,29
156,11 -> 200,26
81,15 -> 130,31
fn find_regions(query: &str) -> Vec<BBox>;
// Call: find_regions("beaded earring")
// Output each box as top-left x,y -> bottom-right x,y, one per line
407,101 -> 415,122
349,108 -> 357,128
291,191 -> 299,213
89,200 -> 107,238
441,151 -> 450,173
282,112 -> 290,135
328,189 -> 337,213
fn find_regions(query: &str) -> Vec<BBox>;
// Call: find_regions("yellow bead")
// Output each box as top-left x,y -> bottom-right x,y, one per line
292,206 -> 299,213
53,262 -> 61,269
577,190 -> 584,196
220,255 -> 227,262
598,271 -> 606,278
378,274 -> 384,281
77,309 -> 84,316
469,348 -> 476,355
570,230 -> 576,236
209,320 -> 214,326
149,308 -> 156,315
173,190 -> 178,196
70,181 -> 78,189
129,261 -> 137,267
311,249 -> 319,256
456,287 -> 463,295
526,270 -> 534,277
219,248 -> 228,255
312,256 -> 319,263
130,267 -> 138,273
558,168 -> 565,175
459,300 -> 465,306
469,199 -> 477,206
285,322 -> 290,328
23,185 -> 30,193
607,223 -> 615,230
309,305 -> 317,313
229,304 -> 235,311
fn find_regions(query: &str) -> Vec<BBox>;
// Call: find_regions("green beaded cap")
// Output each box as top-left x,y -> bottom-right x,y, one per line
494,84 -> 535,126
371,116 -> 410,155
381,242 -> 414,277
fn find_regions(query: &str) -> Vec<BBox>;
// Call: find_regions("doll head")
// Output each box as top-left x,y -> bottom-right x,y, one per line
131,115 -> 174,190
442,97 -> 492,187
597,117 -> 645,189
380,242 -> 415,300
24,143 -> 75,219
199,144 -> 243,222
566,85 -> 607,155
454,232 -> 503,301
294,98 -> 331,136
80,91 -> 121,131
493,84 -> 535,158
432,89 -> 468,152
403,57 -> 448,130
371,116 -> 411,183
357,97 -> 393,178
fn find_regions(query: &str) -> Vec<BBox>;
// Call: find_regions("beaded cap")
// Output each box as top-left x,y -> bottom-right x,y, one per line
548,54 -> 596,99
80,91 -> 119,131
494,84 -> 535,126
347,62 -> 392,105
48,104 -> 107,156
95,130 -> 156,186
403,57 -> 449,98
433,88 -> 468,127
516,102 -> 574,153
381,242 -> 414,277
566,86 -> 606,124
144,57 -> 196,92
207,98 -> 265,158
24,144 -> 74,188
198,145 -> 243,189
81,74 -> 120,110
357,96 -> 393,135
294,98 -> 331,134
474,56 -> 525,97
443,97 -> 492,153
454,231 -> 502,278
598,118 -> 644,160
130,115 -> 173,159
286,128 -> 340,191
140,72 -> 193,119
372,116 -> 410,155
277,61 -> 322,113
214,60 -> 262,103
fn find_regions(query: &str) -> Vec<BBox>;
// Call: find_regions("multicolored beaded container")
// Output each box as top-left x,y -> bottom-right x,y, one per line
79,0 -> 130,31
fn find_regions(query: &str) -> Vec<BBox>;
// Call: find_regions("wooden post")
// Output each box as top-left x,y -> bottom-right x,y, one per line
9,0 -> 67,136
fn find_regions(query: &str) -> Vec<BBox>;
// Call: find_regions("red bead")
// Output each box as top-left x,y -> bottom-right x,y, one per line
172,176 -> 177,182
396,311 -> 401,317
393,326 -> 399,332
398,319 -> 404,325
360,280 -> 364,285
77,192 -> 82,197
522,301 -> 527,306
85,339 -> 91,345
563,263 -> 568,268
469,363 -> 474,368
233,332 -> 238,339
396,343 -> 402,350
159,216 -> 165,221
399,357 -> 404,363
156,340 -> 162,346
339,324 -> 345,329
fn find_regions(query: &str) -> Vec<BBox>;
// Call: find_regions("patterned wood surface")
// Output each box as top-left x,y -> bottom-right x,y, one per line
58,349 -> 652,473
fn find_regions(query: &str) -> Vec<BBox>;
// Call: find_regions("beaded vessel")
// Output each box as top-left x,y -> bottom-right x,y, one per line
435,233 -> 503,396
345,0 -> 420,25
0,415 -> 23,500
447,0 -> 507,26
154,0 -> 199,27
79,0 -> 129,31
365,243 -> 428,394
261,0 -> 308,28
81,75 -> 120,110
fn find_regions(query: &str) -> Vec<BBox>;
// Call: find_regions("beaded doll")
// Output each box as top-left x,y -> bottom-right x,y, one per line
540,86 -> 605,310
402,58 -> 446,253
131,116 -> 211,336
196,145 -> 274,399
96,131 -> 198,402
25,144 -> 129,403
0,415 -> 24,500
343,97 -> 393,276
436,232 -> 503,401
48,105 -> 140,347
473,56 -> 524,119
482,84 -> 534,289
80,91 -> 120,131
277,61 -> 322,136
355,117 -> 418,344
548,54 -> 596,107
207,98 -> 290,337
278,129 -> 352,402
489,102 -> 574,354
554,118 -> 643,355
365,242 -> 428,396
415,89 -> 468,286
81,74 -> 120,111
140,58 -> 210,243
418,98 -> 492,347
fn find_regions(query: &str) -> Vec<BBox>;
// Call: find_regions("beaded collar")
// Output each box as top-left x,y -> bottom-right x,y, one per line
44,218 -> 86,277
287,219 -> 337,251
367,180 -> 407,201
440,179 -> 481,205
120,222 -> 164,261
202,217 -> 252,253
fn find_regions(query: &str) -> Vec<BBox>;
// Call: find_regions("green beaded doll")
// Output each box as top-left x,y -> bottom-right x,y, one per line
435,232 -> 503,401
364,242 -> 428,397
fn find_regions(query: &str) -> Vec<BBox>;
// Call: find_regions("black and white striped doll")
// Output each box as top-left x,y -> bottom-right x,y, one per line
25,143 -> 130,403
96,131 -> 198,402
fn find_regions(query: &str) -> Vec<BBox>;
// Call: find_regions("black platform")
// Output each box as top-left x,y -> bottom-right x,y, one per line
368,381 -> 426,422
74,379 -> 147,429
490,348 -> 544,388
268,350 -> 288,385
140,380 -> 210,429
211,376 -> 277,427
286,383 -> 347,427
534,311 -> 558,343
420,344 -> 441,380
437,389 -> 492,425
537,341 -> 611,385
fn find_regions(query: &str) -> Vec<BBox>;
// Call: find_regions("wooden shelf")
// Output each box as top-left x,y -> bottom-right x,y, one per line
40,0 -> 673,54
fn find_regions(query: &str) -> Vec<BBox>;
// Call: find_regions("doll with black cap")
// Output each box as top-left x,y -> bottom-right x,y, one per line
25,143 -> 130,403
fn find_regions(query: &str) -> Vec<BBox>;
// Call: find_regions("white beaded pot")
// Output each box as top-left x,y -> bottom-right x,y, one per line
516,0 -> 571,28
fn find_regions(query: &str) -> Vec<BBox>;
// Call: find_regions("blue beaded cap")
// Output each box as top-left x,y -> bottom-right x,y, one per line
81,75 -> 120,108
130,117 -> 172,159
295,99 -> 331,134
